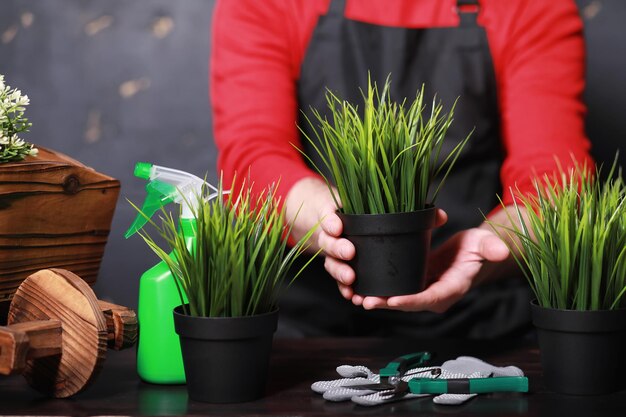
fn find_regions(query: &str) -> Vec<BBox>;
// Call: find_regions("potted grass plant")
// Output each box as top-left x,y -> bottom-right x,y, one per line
299,76 -> 470,296
137,178 -> 318,403
490,159 -> 626,395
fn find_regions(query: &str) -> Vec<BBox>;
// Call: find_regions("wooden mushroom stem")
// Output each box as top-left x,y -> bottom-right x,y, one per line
0,300 -> 136,376
0,320 -> 62,375
99,300 -> 138,351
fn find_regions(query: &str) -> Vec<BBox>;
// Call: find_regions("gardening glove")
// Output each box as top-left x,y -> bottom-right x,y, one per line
311,356 -> 524,407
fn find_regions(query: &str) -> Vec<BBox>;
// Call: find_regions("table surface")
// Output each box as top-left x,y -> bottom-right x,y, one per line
1,337 -> 625,417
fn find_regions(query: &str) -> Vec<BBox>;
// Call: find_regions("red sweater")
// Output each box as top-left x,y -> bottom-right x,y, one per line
211,0 -> 592,208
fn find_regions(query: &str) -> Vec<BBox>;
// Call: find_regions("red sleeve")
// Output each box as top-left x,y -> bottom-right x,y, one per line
483,0 -> 593,209
210,0 -> 320,200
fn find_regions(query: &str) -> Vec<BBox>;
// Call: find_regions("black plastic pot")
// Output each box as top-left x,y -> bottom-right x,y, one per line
531,301 -> 626,395
337,207 -> 437,296
173,306 -> 278,403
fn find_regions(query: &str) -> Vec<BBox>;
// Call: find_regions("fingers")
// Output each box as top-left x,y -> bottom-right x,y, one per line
479,233 -> 509,261
318,231 -> 355,261
315,204 -> 358,299
337,281 -> 354,300
435,208 -> 448,228
361,296 -> 389,310
319,205 -> 343,237
385,277 -> 471,313
351,294 -> 364,306
284,177 -> 342,253
324,255 -> 355,285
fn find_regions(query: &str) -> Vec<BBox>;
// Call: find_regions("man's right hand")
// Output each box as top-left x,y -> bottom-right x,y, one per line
284,177 -> 357,299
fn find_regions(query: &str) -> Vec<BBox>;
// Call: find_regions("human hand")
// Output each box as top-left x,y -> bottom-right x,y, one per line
284,177 -> 355,275
351,226 -> 510,312
324,208 -> 448,301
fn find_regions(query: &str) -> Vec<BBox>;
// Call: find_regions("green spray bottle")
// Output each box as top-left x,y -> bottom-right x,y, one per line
125,162 -> 211,384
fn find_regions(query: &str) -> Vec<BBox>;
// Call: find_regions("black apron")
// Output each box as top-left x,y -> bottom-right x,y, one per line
279,0 -> 532,339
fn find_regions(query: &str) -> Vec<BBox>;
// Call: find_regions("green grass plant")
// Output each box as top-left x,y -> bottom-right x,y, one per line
134,178 -> 319,318
491,159 -> 626,310
299,75 -> 471,214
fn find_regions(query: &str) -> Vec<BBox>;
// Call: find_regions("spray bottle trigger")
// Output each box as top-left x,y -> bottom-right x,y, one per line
124,185 -> 175,239
149,180 -> 180,201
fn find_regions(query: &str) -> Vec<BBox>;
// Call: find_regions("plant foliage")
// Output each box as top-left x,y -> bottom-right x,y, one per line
299,75 -> 471,214
134,178 -> 320,318
0,75 -> 37,163
491,158 -> 626,310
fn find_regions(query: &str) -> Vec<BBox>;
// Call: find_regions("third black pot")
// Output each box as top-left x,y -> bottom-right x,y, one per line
173,306 -> 278,403
531,301 -> 626,395
337,207 -> 437,296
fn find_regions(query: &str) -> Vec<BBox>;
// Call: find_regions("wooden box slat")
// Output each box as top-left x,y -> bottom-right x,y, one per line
0,147 -> 119,304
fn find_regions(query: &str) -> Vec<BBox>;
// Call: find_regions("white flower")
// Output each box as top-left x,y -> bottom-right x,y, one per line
1,74 -> 35,163
18,94 -> 29,106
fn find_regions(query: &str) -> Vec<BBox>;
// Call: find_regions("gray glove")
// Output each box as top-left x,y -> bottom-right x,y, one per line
311,356 -> 524,406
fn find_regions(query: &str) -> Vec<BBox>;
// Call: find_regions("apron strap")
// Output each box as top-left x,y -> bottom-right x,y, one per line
457,0 -> 480,27
328,0 -> 346,17
329,0 -> 478,27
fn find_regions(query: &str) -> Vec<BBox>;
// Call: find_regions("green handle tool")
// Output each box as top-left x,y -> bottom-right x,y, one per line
408,376 -> 529,394
380,352 -> 432,382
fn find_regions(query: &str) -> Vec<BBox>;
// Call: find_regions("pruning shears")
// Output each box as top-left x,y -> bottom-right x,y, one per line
380,352 -> 435,384
346,351 -> 439,391
345,351 -> 529,397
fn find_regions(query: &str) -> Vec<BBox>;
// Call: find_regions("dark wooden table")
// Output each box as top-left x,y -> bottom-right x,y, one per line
1,337 -> 625,416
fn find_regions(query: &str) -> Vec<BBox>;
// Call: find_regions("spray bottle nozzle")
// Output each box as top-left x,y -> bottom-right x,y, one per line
125,162 -> 205,239
134,162 -> 154,180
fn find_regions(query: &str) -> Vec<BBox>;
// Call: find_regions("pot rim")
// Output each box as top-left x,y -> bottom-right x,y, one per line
173,305 -> 279,340
336,204 -> 436,217
530,300 -> 626,333
173,305 -> 279,319
337,206 -> 437,235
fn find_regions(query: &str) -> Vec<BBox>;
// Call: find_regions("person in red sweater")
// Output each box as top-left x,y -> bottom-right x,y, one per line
211,0 -> 592,337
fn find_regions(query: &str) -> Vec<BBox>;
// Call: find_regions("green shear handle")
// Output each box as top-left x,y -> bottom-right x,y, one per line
408,376 -> 529,394
379,352 -> 432,382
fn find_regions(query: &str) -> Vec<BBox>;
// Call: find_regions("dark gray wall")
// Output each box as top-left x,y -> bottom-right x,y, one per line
577,0 -> 626,171
0,0 -> 217,309
1,0 -> 625,310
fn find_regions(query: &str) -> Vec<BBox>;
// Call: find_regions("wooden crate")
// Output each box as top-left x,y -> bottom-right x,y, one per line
0,147 -> 120,306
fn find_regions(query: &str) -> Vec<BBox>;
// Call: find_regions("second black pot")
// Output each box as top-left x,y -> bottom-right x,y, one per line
173,306 -> 278,403
531,301 -> 626,395
338,207 -> 437,296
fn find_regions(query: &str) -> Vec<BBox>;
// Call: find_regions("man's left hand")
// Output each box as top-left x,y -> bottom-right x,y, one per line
351,227 -> 510,312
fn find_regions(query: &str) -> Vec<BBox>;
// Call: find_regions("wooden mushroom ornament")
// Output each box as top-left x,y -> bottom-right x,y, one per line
0,269 -> 137,398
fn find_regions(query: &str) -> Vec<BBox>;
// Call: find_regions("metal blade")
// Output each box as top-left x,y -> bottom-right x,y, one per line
343,383 -> 397,391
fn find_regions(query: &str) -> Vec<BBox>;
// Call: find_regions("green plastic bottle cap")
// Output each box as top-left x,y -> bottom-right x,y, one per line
134,162 -> 153,180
